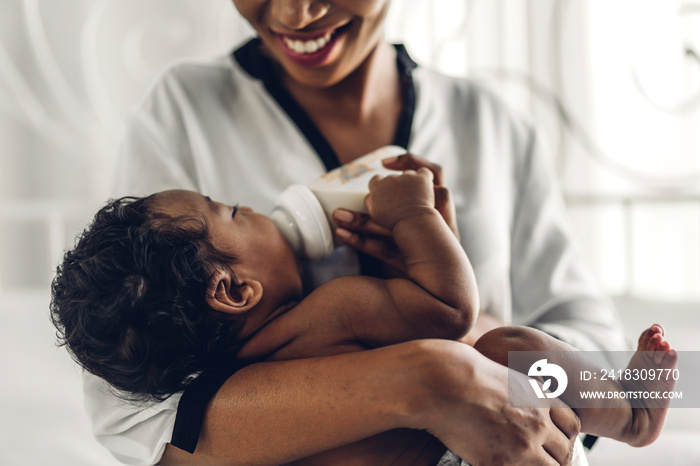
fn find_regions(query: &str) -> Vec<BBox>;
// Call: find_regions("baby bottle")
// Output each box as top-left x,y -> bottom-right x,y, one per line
269,145 -> 407,261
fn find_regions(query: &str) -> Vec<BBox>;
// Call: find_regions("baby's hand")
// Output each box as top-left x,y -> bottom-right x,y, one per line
365,168 -> 436,230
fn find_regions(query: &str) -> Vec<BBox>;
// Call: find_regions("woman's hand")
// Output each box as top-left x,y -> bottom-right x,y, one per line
415,341 -> 581,466
333,153 -> 459,271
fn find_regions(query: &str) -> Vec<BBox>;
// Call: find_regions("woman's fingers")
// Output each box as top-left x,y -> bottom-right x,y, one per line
382,152 -> 444,185
544,406 -> 581,465
333,209 -> 404,270
541,426 -> 574,465
549,407 -> 582,442
333,209 -> 392,237
434,186 -> 459,240
335,227 -> 406,272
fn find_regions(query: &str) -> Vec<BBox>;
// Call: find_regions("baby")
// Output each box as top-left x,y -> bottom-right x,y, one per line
51,168 -> 677,465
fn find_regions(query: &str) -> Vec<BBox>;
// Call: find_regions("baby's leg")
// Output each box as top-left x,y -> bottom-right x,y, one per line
472,325 -> 567,370
473,325 -> 677,446
474,326 -> 620,438
618,324 -> 678,446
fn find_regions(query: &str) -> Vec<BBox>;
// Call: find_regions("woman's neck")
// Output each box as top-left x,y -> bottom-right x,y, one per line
280,41 -> 403,162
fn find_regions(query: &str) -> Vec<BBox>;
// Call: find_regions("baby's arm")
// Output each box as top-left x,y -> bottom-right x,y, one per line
243,169 -> 478,361
352,168 -> 479,344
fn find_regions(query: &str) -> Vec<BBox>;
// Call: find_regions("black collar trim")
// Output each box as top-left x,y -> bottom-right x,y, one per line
233,38 -> 417,171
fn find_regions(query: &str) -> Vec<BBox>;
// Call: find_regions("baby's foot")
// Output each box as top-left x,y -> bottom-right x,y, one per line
621,324 -> 678,446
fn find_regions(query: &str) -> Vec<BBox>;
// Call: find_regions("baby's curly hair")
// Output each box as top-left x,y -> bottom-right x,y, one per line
50,195 -> 242,401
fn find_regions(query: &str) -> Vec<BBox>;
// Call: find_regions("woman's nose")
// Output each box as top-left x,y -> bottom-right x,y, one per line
270,0 -> 331,30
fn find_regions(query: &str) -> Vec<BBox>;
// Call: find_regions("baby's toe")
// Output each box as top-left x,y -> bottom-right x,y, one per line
653,342 -> 676,367
638,327 -> 654,350
661,349 -> 679,369
640,331 -> 663,352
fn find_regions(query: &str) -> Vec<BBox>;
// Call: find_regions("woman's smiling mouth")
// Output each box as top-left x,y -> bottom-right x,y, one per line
273,21 -> 352,67
282,31 -> 333,54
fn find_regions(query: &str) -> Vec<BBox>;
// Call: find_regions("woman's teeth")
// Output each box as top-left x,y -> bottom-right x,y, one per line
282,32 -> 333,54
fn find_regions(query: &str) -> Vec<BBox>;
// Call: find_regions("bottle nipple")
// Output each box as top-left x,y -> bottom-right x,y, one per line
269,184 -> 333,261
270,146 -> 407,261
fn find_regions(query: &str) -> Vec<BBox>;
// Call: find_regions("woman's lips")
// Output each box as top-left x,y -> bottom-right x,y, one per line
273,22 -> 351,67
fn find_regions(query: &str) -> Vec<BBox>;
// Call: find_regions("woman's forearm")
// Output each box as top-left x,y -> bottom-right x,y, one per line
161,339 -> 580,466
160,340 -> 441,465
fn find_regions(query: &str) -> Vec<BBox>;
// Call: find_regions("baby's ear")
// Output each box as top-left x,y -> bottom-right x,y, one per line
206,269 -> 263,315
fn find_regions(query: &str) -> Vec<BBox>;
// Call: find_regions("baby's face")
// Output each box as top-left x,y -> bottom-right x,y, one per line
153,190 -> 303,303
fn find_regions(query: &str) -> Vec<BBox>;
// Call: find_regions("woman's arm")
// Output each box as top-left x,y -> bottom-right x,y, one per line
160,340 -> 579,466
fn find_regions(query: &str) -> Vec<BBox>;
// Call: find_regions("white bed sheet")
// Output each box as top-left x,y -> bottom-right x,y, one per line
0,290 -> 122,466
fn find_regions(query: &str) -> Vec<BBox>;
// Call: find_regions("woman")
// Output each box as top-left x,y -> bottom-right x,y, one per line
87,0 -> 626,464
